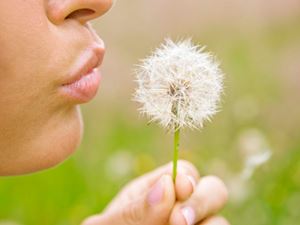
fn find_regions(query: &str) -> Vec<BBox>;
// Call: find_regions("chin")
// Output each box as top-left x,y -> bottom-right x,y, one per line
1,106 -> 84,176
31,106 -> 84,174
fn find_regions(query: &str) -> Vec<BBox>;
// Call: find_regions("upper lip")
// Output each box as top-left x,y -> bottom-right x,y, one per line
63,43 -> 105,85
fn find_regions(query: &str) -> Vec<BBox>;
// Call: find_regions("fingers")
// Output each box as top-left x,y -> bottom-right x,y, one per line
175,171 -> 197,201
129,160 -> 200,191
84,174 -> 176,225
120,175 -> 176,225
83,160 -> 202,225
107,160 -> 200,209
141,160 -> 200,202
174,160 -> 200,201
177,160 -> 201,181
81,215 -> 103,225
169,176 -> 228,225
197,216 -> 230,225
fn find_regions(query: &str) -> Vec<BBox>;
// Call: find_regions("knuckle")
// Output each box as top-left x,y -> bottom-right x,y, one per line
178,160 -> 200,179
202,216 -> 230,225
122,202 -> 145,225
81,215 -> 103,225
219,217 -> 230,225
178,160 -> 195,170
205,176 -> 229,203
213,216 -> 230,225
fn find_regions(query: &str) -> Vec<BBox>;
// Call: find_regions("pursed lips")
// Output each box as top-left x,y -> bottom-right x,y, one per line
60,42 -> 105,103
63,43 -> 104,86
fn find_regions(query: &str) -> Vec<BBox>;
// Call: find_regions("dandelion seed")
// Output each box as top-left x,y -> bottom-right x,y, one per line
134,38 -> 224,180
240,150 -> 272,180
237,129 -> 273,180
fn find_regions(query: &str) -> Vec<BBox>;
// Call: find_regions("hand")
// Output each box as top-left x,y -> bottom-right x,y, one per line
82,160 -> 229,225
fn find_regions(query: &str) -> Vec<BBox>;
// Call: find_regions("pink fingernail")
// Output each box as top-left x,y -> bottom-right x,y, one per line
147,176 -> 165,206
181,206 -> 195,225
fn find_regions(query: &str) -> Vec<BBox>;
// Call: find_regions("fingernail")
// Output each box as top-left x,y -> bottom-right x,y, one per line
181,206 -> 195,225
147,176 -> 165,206
187,175 -> 197,191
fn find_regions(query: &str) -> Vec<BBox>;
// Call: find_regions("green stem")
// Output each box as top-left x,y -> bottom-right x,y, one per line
172,128 -> 180,182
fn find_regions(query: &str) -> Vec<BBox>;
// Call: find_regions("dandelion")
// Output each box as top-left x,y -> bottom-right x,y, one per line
134,38 -> 224,180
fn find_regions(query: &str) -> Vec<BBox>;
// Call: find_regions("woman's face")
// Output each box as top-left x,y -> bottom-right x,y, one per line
0,0 -> 113,175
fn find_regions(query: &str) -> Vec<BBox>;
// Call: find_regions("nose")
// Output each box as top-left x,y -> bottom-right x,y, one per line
47,0 -> 113,25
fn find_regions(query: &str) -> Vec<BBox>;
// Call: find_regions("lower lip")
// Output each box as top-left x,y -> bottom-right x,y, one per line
61,68 -> 101,103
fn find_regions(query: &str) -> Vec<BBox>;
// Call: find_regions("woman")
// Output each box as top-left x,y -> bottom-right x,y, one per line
0,1 -> 229,224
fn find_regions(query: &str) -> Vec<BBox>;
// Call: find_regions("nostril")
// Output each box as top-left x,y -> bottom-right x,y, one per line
66,8 -> 96,20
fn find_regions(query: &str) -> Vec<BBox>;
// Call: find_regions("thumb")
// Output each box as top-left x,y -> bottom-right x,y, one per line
83,175 -> 175,225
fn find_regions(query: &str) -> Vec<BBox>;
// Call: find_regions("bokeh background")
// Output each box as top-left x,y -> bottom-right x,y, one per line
1,0 -> 300,224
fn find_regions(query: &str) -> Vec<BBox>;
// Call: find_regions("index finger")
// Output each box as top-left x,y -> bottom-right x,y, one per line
169,176 -> 228,225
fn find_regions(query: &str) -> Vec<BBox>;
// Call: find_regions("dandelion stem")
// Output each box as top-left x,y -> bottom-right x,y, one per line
172,127 -> 180,182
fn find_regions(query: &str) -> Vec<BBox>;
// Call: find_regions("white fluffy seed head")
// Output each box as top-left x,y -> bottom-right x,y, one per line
134,38 -> 224,131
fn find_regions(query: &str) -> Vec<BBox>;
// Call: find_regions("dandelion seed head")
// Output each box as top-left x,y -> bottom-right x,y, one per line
134,38 -> 224,130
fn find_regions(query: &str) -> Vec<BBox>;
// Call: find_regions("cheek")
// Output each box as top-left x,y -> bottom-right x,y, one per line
0,1 -> 92,175
0,5 -> 80,175
0,1 -> 48,62
0,1 -> 53,97
0,1 -> 64,126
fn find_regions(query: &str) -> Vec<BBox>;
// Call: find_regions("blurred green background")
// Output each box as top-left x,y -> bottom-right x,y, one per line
1,0 -> 300,224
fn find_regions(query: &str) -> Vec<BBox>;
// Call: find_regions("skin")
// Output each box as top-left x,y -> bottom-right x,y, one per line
0,0 -> 112,175
0,1 -> 229,224
83,161 -> 229,225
